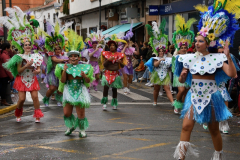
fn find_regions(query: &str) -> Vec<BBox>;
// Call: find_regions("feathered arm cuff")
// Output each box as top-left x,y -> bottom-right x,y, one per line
2,54 -> 23,77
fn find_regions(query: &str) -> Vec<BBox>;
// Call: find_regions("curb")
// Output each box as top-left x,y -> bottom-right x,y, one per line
0,104 -> 17,115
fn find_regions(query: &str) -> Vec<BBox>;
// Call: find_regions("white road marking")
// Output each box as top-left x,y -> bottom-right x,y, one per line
26,92 -> 44,102
117,89 -> 151,101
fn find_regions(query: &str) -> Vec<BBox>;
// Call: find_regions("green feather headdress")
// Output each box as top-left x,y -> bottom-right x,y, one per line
0,6 -> 34,54
145,19 -> 168,56
65,29 -> 85,57
172,14 -> 196,51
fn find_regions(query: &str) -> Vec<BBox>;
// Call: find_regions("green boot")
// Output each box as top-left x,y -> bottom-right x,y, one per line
64,114 -> 76,136
55,93 -> 63,106
75,117 -> 89,138
173,100 -> 183,114
43,96 -> 50,107
111,98 -> 118,110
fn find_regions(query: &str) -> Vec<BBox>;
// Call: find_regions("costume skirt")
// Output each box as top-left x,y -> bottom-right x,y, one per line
173,76 -> 189,88
101,75 -> 123,89
180,90 -> 232,124
150,70 -> 171,86
123,65 -> 133,75
63,79 -> 90,108
44,69 -> 59,87
14,76 -> 40,92
89,61 -> 100,75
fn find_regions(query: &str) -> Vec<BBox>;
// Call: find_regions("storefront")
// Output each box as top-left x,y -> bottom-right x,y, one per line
149,0 -> 214,43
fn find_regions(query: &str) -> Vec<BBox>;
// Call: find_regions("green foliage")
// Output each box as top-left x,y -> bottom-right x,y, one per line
63,0 -> 69,15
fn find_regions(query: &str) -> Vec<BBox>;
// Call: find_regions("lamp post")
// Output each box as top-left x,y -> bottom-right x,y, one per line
99,0 -> 102,30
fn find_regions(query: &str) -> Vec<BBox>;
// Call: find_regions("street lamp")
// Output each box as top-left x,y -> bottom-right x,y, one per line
99,0 -> 102,30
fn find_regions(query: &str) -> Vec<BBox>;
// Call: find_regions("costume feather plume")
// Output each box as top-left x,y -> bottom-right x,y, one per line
159,19 -> 166,34
59,21 -> 73,34
175,14 -> 186,31
186,18 -> 197,30
145,24 -> 154,37
152,21 -> 159,38
194,4 -> 208,12
214,0 -> 240,19
0,17 -> 14,30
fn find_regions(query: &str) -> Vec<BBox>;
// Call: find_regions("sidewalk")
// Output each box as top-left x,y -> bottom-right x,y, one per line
0,92 -> 19,115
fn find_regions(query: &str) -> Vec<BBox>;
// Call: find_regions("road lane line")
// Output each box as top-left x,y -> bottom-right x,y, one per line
112,142 -> 172,156
117,89 -> 150,101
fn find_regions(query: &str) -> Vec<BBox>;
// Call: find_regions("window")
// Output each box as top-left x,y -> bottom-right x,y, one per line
48,13 -> 50,19
163,0 -> 169,4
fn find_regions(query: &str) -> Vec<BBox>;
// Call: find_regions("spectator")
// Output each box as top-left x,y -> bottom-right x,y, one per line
146,46 -> 153,61
139,42 -> 148,61
168,45 -> 175,55
133,56 -> 145,82
139,41 -> 143,48
0,43 -> 14,106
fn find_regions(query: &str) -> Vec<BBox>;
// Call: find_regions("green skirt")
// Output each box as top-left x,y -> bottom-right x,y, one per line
101,75 -> 123,89
173,76 -> 189,88
63,79 -> 90,108
150,70 -> 171,86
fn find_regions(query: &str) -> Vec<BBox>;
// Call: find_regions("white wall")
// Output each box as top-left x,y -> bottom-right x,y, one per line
34,6 -> 56,31
81,10 -> 107,34
70,0 -> 121,15
146,0 -> 161,7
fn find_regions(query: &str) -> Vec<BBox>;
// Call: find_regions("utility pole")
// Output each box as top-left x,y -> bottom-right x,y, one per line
99,0 -> 102,30
9,0 -> 12,7
2,0 -> 7,42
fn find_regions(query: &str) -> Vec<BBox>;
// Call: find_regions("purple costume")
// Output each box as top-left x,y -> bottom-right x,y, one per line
120,46 -> 135,75
44,55 -> 68,87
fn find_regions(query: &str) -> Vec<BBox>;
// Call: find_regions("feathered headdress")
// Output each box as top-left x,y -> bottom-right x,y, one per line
85,30 -> 106,48
65,29 -> 85,56
172,14 -> 196,51
34,36 -> 45,51
145,19 -> 168,55
195,0 -> 240,47
40,19 -> 65,52
0,6 -> 35,54
116,23 -> 134,42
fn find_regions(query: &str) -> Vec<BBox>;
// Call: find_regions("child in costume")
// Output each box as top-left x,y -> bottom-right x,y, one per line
82,31 -> 105,91
116,24 -> 139,95
101,37 -> 127,110
173,1 -> 240,159
145,20 -> 174,106
1,6 -> 44,122
42,20 -> 69,107
55,30 -> 94,137
172,15 -> 196,114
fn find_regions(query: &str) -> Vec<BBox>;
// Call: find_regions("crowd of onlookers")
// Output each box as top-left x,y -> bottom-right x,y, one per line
0,39 -> 18,106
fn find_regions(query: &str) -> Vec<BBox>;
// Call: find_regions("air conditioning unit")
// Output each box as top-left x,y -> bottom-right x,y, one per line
109,9 -> 115,18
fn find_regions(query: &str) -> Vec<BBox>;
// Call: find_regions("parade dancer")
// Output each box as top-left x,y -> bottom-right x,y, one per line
55,30 -> 94,137
35,36 -> 47,83
1,7 -> 44,122
116,24 -> 139,95
145,20 -> 174,106
173,1 -> 240,159
202,40 -> 239,134
172,15 -> 196,114
42,20 -> 69,107
101,37 -> 127,110
82,31 -> 105,91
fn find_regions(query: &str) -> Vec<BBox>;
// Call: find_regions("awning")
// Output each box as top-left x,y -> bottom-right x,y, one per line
102,25 -> 122,35
103,22 -> 142,35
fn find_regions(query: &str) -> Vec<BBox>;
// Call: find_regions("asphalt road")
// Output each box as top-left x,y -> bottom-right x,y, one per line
0,81 -> 240,160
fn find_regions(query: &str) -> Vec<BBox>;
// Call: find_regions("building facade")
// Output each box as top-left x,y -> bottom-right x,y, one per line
58,0 -> 146,43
